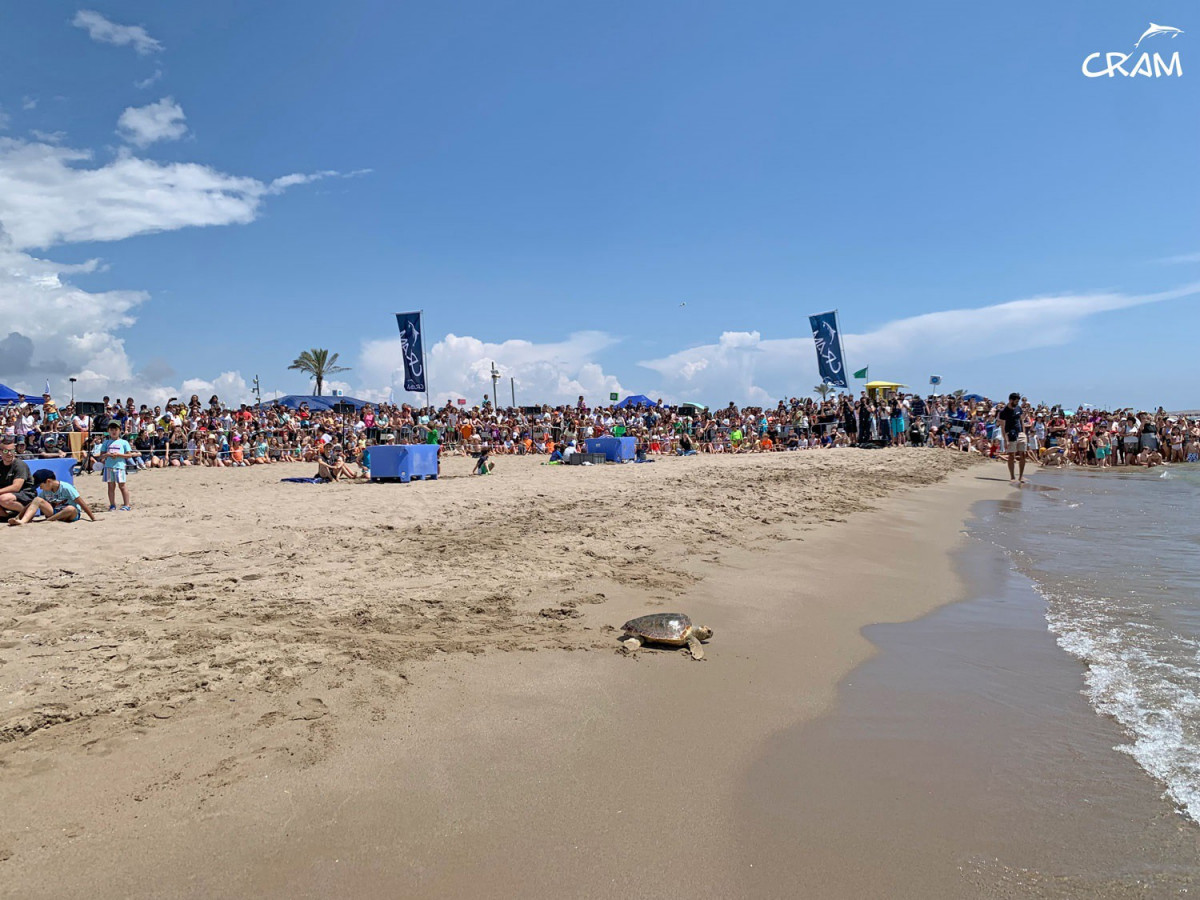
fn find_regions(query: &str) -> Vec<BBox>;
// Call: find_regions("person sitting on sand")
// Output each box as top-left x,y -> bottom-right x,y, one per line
229,435 -> 247,467
203,434 -> 225,467
471,446 -> 494,475
1042,446 -> 1067,467
1136,447 -> 1164,467
8,469 -> 96,525
0,438 -> 35,522
316,444 -> 366,481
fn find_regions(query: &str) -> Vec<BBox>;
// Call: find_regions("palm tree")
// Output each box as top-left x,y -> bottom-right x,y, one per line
814,383 -> 834,401
288,348 -> 349,396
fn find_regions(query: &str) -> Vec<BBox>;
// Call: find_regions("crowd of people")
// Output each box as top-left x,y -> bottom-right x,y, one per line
0,388 -> 1195,520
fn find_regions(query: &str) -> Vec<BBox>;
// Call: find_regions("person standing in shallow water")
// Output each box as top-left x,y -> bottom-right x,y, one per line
998,392 -> 1027,484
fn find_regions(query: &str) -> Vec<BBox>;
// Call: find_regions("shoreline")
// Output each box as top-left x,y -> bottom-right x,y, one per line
3,453 -> 1026,897
737,492 -> 1200,897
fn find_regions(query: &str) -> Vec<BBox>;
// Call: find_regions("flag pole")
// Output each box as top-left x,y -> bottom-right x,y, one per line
833,308 -> 847,392
422,308 -> 430,412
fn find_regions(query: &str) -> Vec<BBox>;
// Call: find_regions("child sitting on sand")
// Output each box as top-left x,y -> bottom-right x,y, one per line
8,469 -> 96,525
203,434 -> 225,467
229,436 -> 247,467
315,444 -> 366,481
1136,447 -> 1164,467
471,447 -> 495,475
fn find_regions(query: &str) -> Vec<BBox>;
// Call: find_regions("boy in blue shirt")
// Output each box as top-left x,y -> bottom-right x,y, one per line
7,469 -> 96,525
99,421 -> 136,511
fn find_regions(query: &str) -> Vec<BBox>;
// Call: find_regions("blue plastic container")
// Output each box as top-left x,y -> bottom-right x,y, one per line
23,456 -> 78,486
368,444 -> 439,482
584,436 -> 637,462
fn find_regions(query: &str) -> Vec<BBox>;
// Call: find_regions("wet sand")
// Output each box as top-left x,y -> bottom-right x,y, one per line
5,451 -> 1167,897
739,495 -> 1200,898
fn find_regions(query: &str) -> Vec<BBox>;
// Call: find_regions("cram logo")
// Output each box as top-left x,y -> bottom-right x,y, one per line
400,321 -> 423,378
1084,22 -> 1183,77
812,320 -> 842,378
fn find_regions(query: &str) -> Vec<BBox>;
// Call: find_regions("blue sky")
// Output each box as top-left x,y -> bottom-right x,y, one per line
1,0 -> 1197,408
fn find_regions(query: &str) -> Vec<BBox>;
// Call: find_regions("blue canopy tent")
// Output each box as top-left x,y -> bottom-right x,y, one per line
269,394 -> 369,411
961,393 -> 987,403
0,383 -> 38,405
614,394 -> 658,409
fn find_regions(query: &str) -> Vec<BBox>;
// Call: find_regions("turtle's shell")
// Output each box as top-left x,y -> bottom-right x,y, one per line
621,613 -> 694,645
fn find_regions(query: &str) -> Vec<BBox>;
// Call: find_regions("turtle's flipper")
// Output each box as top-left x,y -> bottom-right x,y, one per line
621,637 -> 643,652
687,635 -> 705,660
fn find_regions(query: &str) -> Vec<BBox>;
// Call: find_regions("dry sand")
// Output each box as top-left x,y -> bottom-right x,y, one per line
0,448 -> 1027,897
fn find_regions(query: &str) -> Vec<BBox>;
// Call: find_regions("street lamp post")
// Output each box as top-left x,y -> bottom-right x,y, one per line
490,361 -> 500,409
69,377 -> 77,406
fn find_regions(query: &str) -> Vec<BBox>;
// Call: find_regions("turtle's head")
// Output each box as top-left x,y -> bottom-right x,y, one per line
694,625 -> 713,643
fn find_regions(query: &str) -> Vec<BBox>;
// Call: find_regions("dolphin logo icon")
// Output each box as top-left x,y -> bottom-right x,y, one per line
1135,23 -> 1184,49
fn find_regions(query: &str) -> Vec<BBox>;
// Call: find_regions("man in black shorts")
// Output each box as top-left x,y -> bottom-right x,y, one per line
0,438 -> 35,520
997,392 -> 1027,484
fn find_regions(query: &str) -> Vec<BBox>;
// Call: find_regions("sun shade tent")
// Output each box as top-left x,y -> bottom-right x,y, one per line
0,384 -> 38,405
864,381 -> 906,400
679,401 -> 708,411
270,395 -> 370,411
613,395 -> 658,409
961,393 -> 987,403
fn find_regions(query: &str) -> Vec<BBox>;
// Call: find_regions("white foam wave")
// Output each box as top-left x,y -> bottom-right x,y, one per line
1044,588 -> 1200,822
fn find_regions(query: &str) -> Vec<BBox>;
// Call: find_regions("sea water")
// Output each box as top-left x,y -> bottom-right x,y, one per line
984,465 -> 1200,821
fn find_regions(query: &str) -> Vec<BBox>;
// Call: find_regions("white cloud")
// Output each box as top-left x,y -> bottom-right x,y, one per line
0,107 -> 9,131
117,97 -> 188,147
267,168 -> 373,194
356,331 -> 624,406
21,97 -> 37,111
30,130 -> 66,144
0,127 -> 361,402
1161,251 -> 1200,265
347,285 -> 1199,408
0,232 -> 258,405
179,372 -> 254,404
640,285 -> 1200,403
72,10 -> 162,55
846,285 -> 1199,361
0,229 -> 142,389
134,69 -> 163,90
0,137 -> 352,250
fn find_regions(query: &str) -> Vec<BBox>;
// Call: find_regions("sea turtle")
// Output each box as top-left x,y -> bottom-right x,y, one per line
620,613 -> 713,660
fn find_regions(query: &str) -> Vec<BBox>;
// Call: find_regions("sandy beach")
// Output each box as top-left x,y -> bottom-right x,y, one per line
5,450 -> 1191,897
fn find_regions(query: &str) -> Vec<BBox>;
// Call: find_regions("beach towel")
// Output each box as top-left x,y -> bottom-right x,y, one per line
280,477 -> 328,484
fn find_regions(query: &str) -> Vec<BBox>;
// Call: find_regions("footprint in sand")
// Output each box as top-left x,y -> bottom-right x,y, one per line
290,698 -> 327,720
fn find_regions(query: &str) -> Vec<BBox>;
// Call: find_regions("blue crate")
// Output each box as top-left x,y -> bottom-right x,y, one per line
584,437 -> 636,462
368,445 -> 439,483
24,456 -> 79,486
